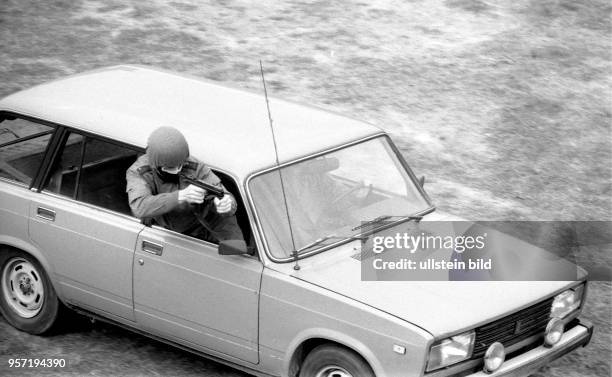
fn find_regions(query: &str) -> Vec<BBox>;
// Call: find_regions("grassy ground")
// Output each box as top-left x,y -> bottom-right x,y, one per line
0,0 -> 610,376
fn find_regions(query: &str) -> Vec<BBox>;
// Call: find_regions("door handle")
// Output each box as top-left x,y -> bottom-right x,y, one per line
36,207 -> 56,221
142,240 -> 163,256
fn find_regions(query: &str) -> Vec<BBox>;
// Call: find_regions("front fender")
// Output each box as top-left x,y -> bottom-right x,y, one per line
260,267 -> 432,377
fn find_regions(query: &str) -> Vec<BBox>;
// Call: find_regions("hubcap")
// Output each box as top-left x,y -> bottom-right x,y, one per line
1,258 -> 44,318
315,366 -> 353,377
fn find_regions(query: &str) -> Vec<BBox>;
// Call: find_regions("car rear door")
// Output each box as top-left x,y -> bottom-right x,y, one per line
0,114 -> 56,263
28,128 -> 143,321
133,225 -> 263,364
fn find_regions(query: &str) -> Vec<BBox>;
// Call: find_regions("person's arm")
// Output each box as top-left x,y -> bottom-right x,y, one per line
126,168 -> 180,218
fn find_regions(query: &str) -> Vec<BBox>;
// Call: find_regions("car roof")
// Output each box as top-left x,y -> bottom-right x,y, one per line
0,65 -> 383,181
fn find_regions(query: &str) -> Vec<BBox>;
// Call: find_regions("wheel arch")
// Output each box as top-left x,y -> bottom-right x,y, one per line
0,236 -> 61,297
284,328 -> 383,377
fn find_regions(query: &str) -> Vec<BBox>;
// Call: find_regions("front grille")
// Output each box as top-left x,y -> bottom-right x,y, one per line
472,297 -> 553,358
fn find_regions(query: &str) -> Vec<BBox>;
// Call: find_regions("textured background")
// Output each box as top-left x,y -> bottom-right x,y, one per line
0,0 -> 610,376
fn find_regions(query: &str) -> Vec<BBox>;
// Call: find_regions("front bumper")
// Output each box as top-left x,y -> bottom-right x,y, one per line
464,319 -> 593,377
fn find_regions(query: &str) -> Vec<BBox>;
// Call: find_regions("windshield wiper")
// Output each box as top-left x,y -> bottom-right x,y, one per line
351,215 -> 391,231
290,216 -> 424,269
295,233 -> 367,254
291,233 -> 366,271
351,214 -> 423,231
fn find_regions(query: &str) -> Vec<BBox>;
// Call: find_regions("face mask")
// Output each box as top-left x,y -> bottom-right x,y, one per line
157,167 -> 181,183
161,165 -> 183,174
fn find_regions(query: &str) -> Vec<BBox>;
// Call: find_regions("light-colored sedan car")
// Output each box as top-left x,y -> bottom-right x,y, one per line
0,65 -> 592,377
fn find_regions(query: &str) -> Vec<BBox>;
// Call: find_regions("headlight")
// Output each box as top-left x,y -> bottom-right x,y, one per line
483,342 -> 505,373
551,284 -> 584,319
544,318 -> 565,347
426,331 -> 475,371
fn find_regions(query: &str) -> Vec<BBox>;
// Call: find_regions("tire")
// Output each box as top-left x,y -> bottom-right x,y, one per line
299,344 -> 375,377
0,249 -> 60,334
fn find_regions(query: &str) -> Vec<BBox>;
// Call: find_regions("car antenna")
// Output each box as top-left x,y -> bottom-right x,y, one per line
259,60 -> 300,271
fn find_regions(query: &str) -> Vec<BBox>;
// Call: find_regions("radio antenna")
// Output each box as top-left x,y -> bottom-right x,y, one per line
259,60 -> 300,270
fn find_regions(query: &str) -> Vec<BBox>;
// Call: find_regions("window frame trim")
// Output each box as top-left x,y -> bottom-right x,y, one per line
71,134 -> 87,200
0,129 -> 54,149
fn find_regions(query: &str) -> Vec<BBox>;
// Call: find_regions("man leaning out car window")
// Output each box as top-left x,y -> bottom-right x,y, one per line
126,126 -> 243,243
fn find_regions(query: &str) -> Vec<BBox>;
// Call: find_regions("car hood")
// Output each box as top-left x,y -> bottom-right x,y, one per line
293,268 -> 573,336
289,220 -> 583,336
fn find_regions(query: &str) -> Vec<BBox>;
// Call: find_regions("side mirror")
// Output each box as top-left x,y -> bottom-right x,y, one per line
219,239 -> 249,255
419,175 -> 425,188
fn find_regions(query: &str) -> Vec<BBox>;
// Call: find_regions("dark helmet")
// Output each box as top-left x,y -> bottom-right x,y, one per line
147,126 -> 189,168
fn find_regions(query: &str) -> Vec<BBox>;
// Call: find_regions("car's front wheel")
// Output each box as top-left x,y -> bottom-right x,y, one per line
299,344 -> 375,377
0,250 -> 60,334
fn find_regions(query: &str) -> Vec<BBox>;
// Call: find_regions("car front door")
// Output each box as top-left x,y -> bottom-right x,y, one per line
133,225 -> 263,364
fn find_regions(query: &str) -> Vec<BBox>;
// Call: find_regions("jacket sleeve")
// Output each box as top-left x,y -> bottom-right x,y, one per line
126,167 -> 180,218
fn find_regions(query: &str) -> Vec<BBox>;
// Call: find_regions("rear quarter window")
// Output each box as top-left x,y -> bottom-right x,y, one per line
0,116 -> 54,185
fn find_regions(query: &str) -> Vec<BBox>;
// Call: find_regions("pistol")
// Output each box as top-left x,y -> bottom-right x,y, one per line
180,174 -> 225,200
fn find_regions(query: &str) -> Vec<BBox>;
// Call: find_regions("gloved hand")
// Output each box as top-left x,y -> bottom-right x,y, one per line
214,195 -> 234,214
178,184 -> 205,204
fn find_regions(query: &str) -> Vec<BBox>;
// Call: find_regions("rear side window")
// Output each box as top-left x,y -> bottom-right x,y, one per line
0,117 -> 54,185
43,130 -> 140,214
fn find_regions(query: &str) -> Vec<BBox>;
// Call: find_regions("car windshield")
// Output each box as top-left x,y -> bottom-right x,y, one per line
249,136 -> 430,260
